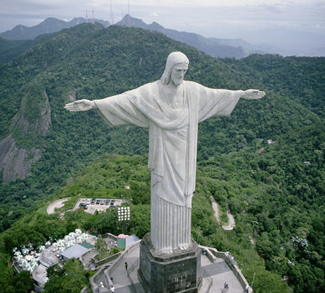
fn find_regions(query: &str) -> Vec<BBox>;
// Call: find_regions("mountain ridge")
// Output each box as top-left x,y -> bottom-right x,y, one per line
0,17 -> 109,40
115,14 -> 264,59
1,15 -> 264,60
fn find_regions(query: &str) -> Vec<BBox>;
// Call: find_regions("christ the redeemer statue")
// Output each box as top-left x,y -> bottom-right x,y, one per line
65,52 -> 265,253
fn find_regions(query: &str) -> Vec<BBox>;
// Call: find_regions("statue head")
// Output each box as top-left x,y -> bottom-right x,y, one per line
161,52 -> 189,85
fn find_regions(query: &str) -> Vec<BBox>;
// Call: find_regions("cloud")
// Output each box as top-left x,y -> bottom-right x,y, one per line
0,0 -> 324,52
149,12 -> 159,17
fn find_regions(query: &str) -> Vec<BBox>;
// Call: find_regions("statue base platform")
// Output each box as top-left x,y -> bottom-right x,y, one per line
138,233 -> 202,293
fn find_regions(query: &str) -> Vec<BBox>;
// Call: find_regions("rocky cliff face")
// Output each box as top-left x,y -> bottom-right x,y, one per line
0,87 -> 51,183
0,135 -> 42,183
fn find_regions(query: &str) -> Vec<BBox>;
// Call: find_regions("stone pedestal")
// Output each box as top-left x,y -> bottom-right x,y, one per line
138,233 -> 202,293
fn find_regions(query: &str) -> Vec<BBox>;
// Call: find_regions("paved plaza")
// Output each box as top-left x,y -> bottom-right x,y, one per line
94,242 -> 249,293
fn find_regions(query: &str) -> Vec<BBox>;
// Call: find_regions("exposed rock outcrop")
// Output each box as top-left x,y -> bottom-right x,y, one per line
0,135 -> 41,183
0,86 -> 51,183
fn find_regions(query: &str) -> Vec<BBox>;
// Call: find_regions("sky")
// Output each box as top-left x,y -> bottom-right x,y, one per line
1,0 -> 325,53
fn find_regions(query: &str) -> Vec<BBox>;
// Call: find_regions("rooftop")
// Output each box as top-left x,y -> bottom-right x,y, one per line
61,244 -> 89,260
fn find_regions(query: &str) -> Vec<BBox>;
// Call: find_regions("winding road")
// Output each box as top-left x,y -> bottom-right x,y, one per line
47,198 -> 70,215
210,196 -> 236,230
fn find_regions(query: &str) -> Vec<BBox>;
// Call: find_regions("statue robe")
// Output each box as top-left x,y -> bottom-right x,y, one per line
94,80 -> 242,251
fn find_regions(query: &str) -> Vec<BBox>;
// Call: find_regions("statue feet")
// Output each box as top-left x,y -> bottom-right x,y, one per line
156,243 -> 192,254
178,243 -> 191,250
160,247 -> 173,254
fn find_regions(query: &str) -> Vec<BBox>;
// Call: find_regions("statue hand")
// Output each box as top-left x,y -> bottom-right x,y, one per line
64,99 -> 97,112
242,89 -> 266,99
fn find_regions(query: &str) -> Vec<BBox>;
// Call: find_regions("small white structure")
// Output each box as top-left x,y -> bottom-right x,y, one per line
38,246 -> 46,252
75,229 -> 82,234
57,239 -> 65,246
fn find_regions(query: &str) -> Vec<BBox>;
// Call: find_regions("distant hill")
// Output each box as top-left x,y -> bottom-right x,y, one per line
0,17 -> 109,40
0,15 -> 264,60
116,14 -> 265,59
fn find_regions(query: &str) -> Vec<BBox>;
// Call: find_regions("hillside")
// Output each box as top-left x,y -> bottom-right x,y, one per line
0,23 -> 324,292
0,15 -> 265,63
223,55 -> 325,118
0,17 -> 110,40
0,37 -> 35,63
116,14 -> 265,59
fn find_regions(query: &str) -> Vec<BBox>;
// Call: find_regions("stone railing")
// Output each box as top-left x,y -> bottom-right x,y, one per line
89,264 -> 111,293
92,252 -> 122,267
199,245 -> 252,293
90,240 -> 141,293
103,232 -> 118,242
208,247 -> 253,293
107,240 -> 141,276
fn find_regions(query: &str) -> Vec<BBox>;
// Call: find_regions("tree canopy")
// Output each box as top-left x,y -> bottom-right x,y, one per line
0,23 -> 324,292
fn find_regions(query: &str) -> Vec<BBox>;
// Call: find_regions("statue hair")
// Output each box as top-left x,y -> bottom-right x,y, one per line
160,52 -> 189,84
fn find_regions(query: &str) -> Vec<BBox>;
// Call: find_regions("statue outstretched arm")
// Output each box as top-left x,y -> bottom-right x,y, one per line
241,89 -> 266,99
64,99 -> 98,112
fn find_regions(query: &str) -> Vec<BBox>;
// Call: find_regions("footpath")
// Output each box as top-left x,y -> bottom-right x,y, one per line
210,196 -> 236,230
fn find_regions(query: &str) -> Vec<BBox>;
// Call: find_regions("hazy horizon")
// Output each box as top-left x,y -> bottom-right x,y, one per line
1,1 -> 324,55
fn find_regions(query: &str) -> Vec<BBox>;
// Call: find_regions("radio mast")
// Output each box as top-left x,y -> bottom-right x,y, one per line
110,0 -> 114,25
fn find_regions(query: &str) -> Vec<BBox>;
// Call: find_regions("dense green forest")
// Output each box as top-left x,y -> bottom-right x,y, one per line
223,55 -> 325,118
0,23 -> 324,292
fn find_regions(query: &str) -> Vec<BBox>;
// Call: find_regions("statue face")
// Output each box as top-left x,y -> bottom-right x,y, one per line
170,63 -> 188,86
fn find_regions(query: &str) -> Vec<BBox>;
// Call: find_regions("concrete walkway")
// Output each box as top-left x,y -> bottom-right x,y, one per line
101,243 -> 246,293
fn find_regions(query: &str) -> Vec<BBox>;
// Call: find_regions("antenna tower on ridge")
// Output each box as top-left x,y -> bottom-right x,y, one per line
110,0 -> 114,25
127,0 -> 132,26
